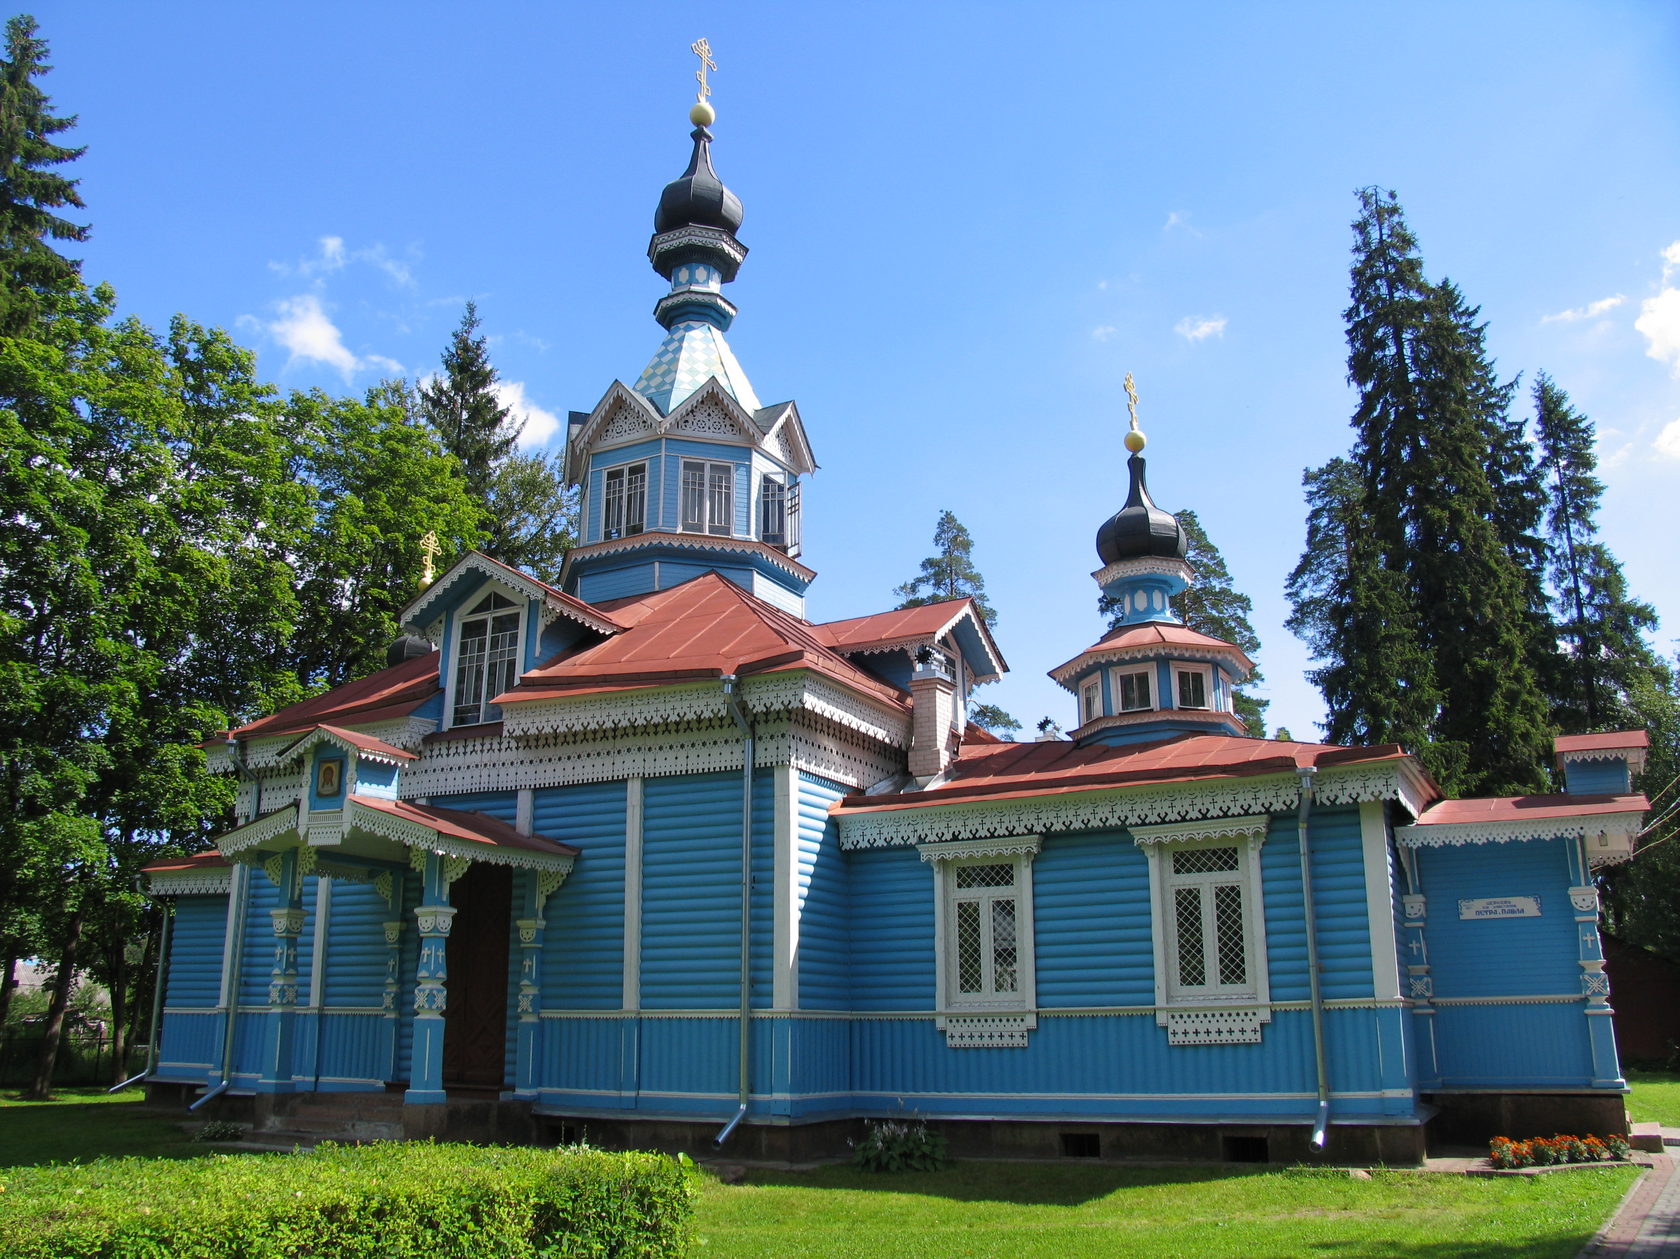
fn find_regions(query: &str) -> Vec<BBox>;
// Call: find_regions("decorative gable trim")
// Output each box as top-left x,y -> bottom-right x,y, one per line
271,726 -> 416,769
1050,641 -> 1251,689
216,805 -> 302,859
755,402 -> 817,475
663,380 -> 757,443
1129,814 -> 1270,845
1395,810 -> 1644,860
350,800 -> 576,879
565,382 -> 665,482
147,866 -> 232,896
401,552 -> 621,639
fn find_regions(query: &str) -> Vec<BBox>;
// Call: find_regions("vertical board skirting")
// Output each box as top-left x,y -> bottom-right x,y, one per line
624,778 -> 643,1012
773,765 -> 797,1010
535,781 -> 628,1009
795,773 -> 851,1009
1360,801 -> 1402,1002
308,877 -> 332,1009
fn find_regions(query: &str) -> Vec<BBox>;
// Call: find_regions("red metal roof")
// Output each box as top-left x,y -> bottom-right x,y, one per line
835,733 -> 1412,815
231,652 -> 439,741
1410,793 -> 1648,827
141,849 -> 230,874
1555,730 -> 1650,755
500,573 -> 908,708
312,724 -> 417,761
351,796 -> 580,858
813,600 -> 979,649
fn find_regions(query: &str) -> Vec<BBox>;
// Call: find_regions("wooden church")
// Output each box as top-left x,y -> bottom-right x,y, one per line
143,80 -> 1652,1164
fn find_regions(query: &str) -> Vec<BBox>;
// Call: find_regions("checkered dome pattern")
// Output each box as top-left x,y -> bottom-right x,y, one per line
634,321 -> 762,414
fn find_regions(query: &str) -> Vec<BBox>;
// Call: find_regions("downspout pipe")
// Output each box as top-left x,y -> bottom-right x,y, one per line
109,876 -> 171,1092
194,735 -> 251,1112
1296,765 -> 1331,1148
716,674 -> 753,1148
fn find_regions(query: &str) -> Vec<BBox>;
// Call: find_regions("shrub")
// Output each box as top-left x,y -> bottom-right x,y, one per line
853,1118 -> 948,1173
191,1119 -> 246,1143
0,1140 -> 693,1257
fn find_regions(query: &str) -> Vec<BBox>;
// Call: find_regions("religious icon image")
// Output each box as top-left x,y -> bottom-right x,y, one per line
316,760 -> 342,798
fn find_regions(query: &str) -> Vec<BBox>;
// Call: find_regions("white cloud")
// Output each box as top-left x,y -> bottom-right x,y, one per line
495,380 -> 561,448
364,354 -> 405,376
270,235 -> 415,288
1664,240 -> 1680,279
1636,279 -> 1680,377
1174,314 -> 1227,342
1654,418 -> 1680,460
1541,294 -> 1625,323
1091,325 -> 1118,342
268,294 -> 359,376
1163,211 -> 1200,236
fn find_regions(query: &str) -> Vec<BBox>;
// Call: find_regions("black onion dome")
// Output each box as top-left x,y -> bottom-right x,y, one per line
386,633 -> 433,668
1095,454 -> 1186,564
654,126 -> 744,236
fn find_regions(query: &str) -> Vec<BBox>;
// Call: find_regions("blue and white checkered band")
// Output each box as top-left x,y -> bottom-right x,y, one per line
634,320 -> 762,414
671,263 -> 722,292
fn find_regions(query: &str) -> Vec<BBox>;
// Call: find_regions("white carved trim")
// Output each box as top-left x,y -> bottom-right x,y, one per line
351,716 -> 438,751
350,800 -> 575,878
217,805 -> 301,859
147,868 -> 231,896
918,835 -> 1043,863
1396,812 -> 1643,850
838,776 -> 1302,850
1164,1008 -> 1269,1046
1092,556 -> 1195,590
403,552 -> 620,639
925,837 -> 1039,1037
1315,762 -> 1434,821
203,742 -> 236,775
1051,641 -> 1249,688
943,1014 -> 1035,1049
270,726 -> 414,769
559,531 -> 816,583
1128,815 -> 1269,845
1142,830 -> 1271,1017
1559,746 -> 1647,774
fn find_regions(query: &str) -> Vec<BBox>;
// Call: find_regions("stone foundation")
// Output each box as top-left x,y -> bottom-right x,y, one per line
1423,1092 -> 1631,1145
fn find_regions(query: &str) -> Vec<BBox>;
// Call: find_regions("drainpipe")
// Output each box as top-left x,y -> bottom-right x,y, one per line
193,735 -> 252,1112
715,674 -> 753,1148
1296,765 -> 1331,1148
109,880 -> 171,1092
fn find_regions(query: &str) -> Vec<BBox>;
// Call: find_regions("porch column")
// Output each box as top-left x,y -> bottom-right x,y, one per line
378,870 -> 404,1083
406,850 -> 466,1105
513,867 -> 569,1099
258,848 -> 310,1092
1571,881 -> 1624,1087
1400,892 -> 1440,1088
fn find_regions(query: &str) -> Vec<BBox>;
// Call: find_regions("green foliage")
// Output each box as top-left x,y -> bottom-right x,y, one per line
0,1141 -> 694,1258
1290,189 -> 1556,794
190,1120 -> 245,1143
852,1118 -> 948,1172
1487,1133 -> 1630,1169
895,510 -> 998,627
968,702 -> 1021,735
0,15 -> 88,335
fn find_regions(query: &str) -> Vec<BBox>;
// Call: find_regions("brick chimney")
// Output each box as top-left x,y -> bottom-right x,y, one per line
909,648 -> 957,781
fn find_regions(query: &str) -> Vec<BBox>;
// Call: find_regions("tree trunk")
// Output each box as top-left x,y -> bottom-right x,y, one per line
125,916 -> 159,1079
0,954 -> 17,1029
27,904 -> 86,1101
107,945 -> 128,1086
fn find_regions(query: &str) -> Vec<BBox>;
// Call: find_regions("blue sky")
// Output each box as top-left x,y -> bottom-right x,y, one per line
40,2 -> 1680,740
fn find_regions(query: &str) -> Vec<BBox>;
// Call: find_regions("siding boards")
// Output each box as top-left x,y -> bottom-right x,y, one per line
1304,805 -> 1376,1000
1423,838 -> 1580,998
641,772 -> 745,1008
536,781 -> 627,1009
321,880 -> 388,1008
1037,830 -> 1152,1007
796,773 -> 850,1009
847,846 -> 935,1010
428,791 -> 519,824
165,898 -> 228,1008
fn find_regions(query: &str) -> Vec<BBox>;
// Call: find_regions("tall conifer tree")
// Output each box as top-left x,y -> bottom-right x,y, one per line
1292,189 -> 1553,795
0,16 -> 87,334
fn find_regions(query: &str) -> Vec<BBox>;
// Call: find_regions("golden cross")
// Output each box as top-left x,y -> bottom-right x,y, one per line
691,38 -> 716,103
1123,372 -> 1140,430
419,530 -> 440,588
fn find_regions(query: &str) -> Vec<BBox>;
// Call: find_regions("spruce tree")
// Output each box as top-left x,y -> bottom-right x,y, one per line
416,302 -> 575,583
1292,189 -> 1554,795
895,510 -> 1016,734
0,16 -> 88,335
1101,508 -> 1269,736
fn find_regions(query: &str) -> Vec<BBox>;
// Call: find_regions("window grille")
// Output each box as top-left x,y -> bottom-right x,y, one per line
1164,843 -> 1253,999
681,459 -> 734,535
951,861 -> 1020,999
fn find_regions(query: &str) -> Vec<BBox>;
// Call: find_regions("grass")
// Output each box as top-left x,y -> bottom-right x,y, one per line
1626,1068 -> 1680,1128
0,1087 -> 203,1166
693,1161 -> 1638,1259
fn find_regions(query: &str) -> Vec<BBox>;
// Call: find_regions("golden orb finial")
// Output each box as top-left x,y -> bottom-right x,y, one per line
690,99 -> 716,126
1122,372 -> 1147,451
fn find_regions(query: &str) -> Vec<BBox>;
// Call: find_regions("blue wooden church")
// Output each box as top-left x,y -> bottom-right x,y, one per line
144,87 -> 1652,1163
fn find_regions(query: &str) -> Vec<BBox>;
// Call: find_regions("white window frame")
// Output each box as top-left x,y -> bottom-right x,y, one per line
601,460 -> 648,540
1080,677 -> 1102,726
445,587 -> 525,730
1110,663 -> 1156,713
1132,816 -> 1271,1036
1172,661 -> 1214,711
680,458 -> 735,536
919,836 -> 1040,1038
758,472 -> 789,547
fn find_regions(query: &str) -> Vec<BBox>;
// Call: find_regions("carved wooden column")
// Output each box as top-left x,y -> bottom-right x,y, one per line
405,849 -> 467,1105
1400,891 -> 1440,1088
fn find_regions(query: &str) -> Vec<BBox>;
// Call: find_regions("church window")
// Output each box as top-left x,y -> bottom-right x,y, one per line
759,474 -> 788,546
450,592 -> 522,728
1132,818 -> 1271,1023
1080,678 -> 1102,726
920,836 -> 1040,1018
1112,665 -> 1154,712
602,462 -> 647,539
681,460 -> 734,535
1174,664 -> 1213,710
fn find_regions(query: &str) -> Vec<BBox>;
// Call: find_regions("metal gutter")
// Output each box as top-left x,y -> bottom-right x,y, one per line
109,882 -> 172,1093
716,674 -> 753,1148
194,736 -> 252,1112
1296,765 -> 1331,1147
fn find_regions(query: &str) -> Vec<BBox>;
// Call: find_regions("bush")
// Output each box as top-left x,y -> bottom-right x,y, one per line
0,1140 -> 694,1257
853,1118 -> 948,1173
1488,1133 -> 1633,1170
191,1119 -> 246,1143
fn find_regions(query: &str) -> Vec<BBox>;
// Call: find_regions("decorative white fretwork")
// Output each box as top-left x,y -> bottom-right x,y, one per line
1570,886 -> 1600,916
918,835 -> 1042,864
943,1015 -> 1033,1049
359,801 -> 574,879
1128,815 -> 1270,846
217,805 -> 302,860
599,403 -> 653,444
1163,1008 -> 1268,1046
1397,813 -> 1643,853
146,868 -> 231,896
667,396 -> 744,439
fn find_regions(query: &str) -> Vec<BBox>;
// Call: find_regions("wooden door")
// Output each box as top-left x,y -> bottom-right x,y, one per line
442,863 -> 511,1090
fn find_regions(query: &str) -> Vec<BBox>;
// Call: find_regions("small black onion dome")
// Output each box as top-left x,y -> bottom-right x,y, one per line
1095,454 -> 1186,564
386,633 -> 433,668
654,126 -> 744,236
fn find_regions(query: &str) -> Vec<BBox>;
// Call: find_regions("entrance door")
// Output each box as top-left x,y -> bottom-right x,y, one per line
441,862 -> 511,1090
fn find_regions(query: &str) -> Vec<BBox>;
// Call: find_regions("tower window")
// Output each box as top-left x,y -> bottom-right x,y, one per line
1080,678 -> 1102,726
760,474 -> 788,546
681,460 -> 734,535
451,592 -> 521,728
1174,664 -> 1214,711
602,462 -> 647,539
1112,666 -> 1153,712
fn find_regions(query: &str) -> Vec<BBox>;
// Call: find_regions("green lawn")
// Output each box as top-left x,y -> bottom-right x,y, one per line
0,1087 -> 202,1166
693,1162 -> 1637,1259
1626,1069 -> 1680,1128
